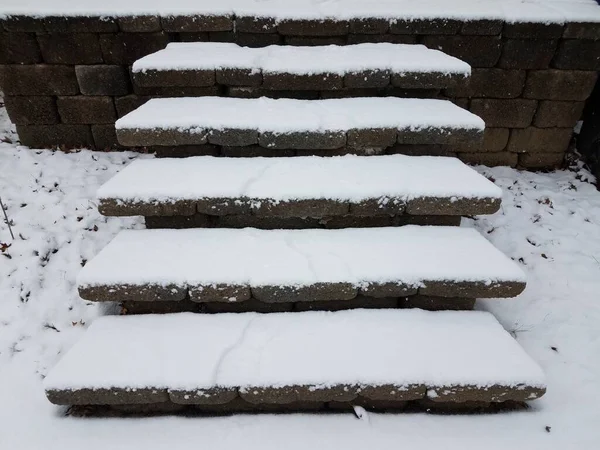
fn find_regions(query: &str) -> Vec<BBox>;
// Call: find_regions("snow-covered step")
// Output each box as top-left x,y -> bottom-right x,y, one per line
44,310 -> 546,410
77,226 -> 526,305
115,97 -> 484,148
132,42 -> 471,91
97,155 -> 502,220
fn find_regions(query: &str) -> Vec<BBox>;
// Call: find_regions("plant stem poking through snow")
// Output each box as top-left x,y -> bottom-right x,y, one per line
0,196 -> 15,240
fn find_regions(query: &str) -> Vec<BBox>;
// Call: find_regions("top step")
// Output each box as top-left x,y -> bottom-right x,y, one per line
132,43 -> 471,91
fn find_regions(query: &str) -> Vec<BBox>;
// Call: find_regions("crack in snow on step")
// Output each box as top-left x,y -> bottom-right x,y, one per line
212,316 -> 259,386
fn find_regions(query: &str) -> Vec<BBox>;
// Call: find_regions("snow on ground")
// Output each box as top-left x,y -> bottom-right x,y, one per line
1,94 -> 600,448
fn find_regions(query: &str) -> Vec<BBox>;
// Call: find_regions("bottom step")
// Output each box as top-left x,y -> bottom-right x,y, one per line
45,310 -> 546,412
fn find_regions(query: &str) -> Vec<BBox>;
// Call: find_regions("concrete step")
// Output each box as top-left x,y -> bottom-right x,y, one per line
115,96 -> 484,149
97,155 -> 502,222
44,310 -> 546,413
77,226 -> 526,305
132,42 -> 471,91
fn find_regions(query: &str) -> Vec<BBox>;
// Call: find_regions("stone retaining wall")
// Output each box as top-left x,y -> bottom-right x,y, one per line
1,14 -> 599,168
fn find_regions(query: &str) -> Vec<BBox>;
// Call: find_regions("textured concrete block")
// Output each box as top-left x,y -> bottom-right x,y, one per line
189,284 -> 251,303
347,128 -> 397,149
534,101 -> 585,128
1,15 -> 45,32
133,85 -> 220,97
115,95 -> 150,117
420,280 -> 525,298
457,127 -> 510,153
92,125 -> 122,150
134,69 -> 215,87
344,70 -> 390,88
259,131 -> 346,149
252,199 -> 349,218
145,214 -> 213,229
4,96 -> 58,125
236,32 -> 282,47
252,283 -> 357,303
277,19 -> 348,36
360,384 -> 426,401
421,35 -> 501,67
390,18 -> 460,35
99,198 -> 196,216
563,22 -> 600,39
0,32 -> 41,63
76,65 -> 131,95
458,151 -> 518,167
524,70 -> 597,101
518,152 -> 564,168
57,96 -> 116,124
16,124 -> 94,149
196,198 -> 251,216
216,68 -> 262,86
348,18 -> 390,34
161,15 -> 233,32
460,19 -> 503,35
359,282 -> 416,298
207,129 -> 258,146
392,72 -> 466,90
470,99 -> 537,128
235,16 -> 277,33
79,283 -> 187,303
507,127 -> 573,153
426,384 -> 546,403
99,32 -> 169,64
118,16 -> 162,32
397,127 -> 482,145
262,72 -> 342,90
37,33 -> 102,64
498,39 -> 557,69
170,388 -> 238,405
117,128 -> 208,147
552,39 -> 600,70
42,16 -> 118,33
503,22 -> 563,39
406,196 -> 501,216
446,69 -> 525,98
47,387 -> 169,406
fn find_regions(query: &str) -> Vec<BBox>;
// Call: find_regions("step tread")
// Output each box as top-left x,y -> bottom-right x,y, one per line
44,309 -> 546,406
132,42 -> 470,86
77,226 -> 526,302
115,97 -> 484,147
97,155 -> 502,217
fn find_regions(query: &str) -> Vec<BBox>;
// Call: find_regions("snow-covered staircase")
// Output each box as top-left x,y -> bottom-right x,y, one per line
44,40 -> 546,414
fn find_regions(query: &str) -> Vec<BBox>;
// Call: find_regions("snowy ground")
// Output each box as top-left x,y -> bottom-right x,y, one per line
1,96 -> 600,448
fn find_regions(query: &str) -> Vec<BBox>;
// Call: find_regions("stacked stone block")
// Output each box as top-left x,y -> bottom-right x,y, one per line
1,14 -> 598,167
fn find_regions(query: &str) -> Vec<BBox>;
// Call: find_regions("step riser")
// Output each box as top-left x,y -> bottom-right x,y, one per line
144,214 -> 462,230
121,296 -> 476,314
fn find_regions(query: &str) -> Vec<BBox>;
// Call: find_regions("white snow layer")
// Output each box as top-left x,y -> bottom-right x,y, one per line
0,0 -> 599,24
42,309 -> 546,391
115,97 -> 485,133
132,43 -> 471,76
76,226 -> 526,288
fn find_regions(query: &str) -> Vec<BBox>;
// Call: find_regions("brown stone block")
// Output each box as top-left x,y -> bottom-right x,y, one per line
420,280 -> 526,298
349,18 -> 390,34
16,124 -> 93,149
507,127 -> 573,154
518,152 -> 564,169
236,32 -> 282,47
458,151 -> 518,167
552,39 -> 600,70
319,215 -> 393,228
406,196 -> 501,216
397,127 -> 482,145
37,33 -> 102,64
239,387 -> 298,404
207,128 -> 258,146
161,15 -> 233,32
344,70 -> 390,89
350,197 -> 406,216
169,388 -> 238,405
400,295 -> 476,311
189,284 -> 251,303
295,385 -> 358,402
359,384 -> 426,401
563,22 -> 600,39
115,95 -> 150,118
524,70 -> 597,101
196,197 -> 252,216
426,384 -> 546,403
392,72 -> 467,90
118,16 -> 162,32
390,18 -> 460,35
460,19 -> 503,35
534,101 -> 585,128
216,68 -> 262,86
457,127 -> 510,153
133,69 -> 215,87
252,199 -> 349,218
4,96 -> 58,125
421,35 -> 501,67
99,198 -> 196,216
503,22 -> 563,39
277,19 -> 348,36
262,72 -> 342,90
0,32 -> 41,63
252,283 -> 358,303
2,65 -> 78,95
445,68 -> 525,98
498,39 -> 557,69
78,283 -> 187,302
57,96 -> 116,124
42,16 -> 118,33
259,130 -> 346,149
117,127 -> 208,147
470,99 -> 537,128
76,65 -> 131,96
144,214 -> 212,229
100,32 -> 169,65
347,128 -> 396,149
92,125 -> 123,150
235,16 -> 277,33
46,388 -> 169,406
360,282 -> 417,298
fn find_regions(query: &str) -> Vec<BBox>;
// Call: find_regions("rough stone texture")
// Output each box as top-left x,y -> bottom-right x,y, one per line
102,198 -> 197,217
479,127 -> 510,152
460,19 -> 503,35
498,39 -> 557,69
133,85 -> 221,97
470,99 -> 537,128
347,128 -> 397,149
42,16 -> 118,33
507,127 -> 573,154
419,280 -> 526,298
359,384 -> 426,401
134,69 -> 215,87
4,96 -> 59,125
347,34 -> 417,44
277,19 -> 349,36
524,70 -> 598,101
236,16 -> 277,33
236,32 -> 282,47
262,72 -> 343,90
78,284 -> 187,303
259,131 -> 346,149
196,198 -> 251,216
420,35 -> 501,68
392,72 -> 466,89
114,95 -> 150,118
226,86 -> 320,99
99,32 -> 169,65
503,22 -> 563,39
145,214 -> 213,229
252,199 -> 349,218
16,124 -> 93,149
552,39 -> 600,71
406,196 -> 501,216
0,32 -> 41,64
37,33 -> 102,64
426,384 -> 546,403
534,101 -> 585,128
57,96 -> 116,124
117,128 -> 208,147
189,284 -> 251,303
76,65 -> 130,95
1,65 -> 79,95
169,388 -> 238,405
92,125 -> 122,150
1,16 -> 47,32
458,152 -> 518,167
360,282 -> 417,298
350,197 -> 406,216
397,127 -> 482,145
47,388 -> 169,406
445,69 -> 525,98
161,15 -> 233,32
216,68 -> 262,86
118,16 -> 162,32
563,23 -> 600,40
390,19 -> 460,35
207,129 -> 258,146
348,18 -> 390,34
252,283 -> 358,303
401,296 -> 476,311
344,70 -> 390,89
519,152 -> 564,169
